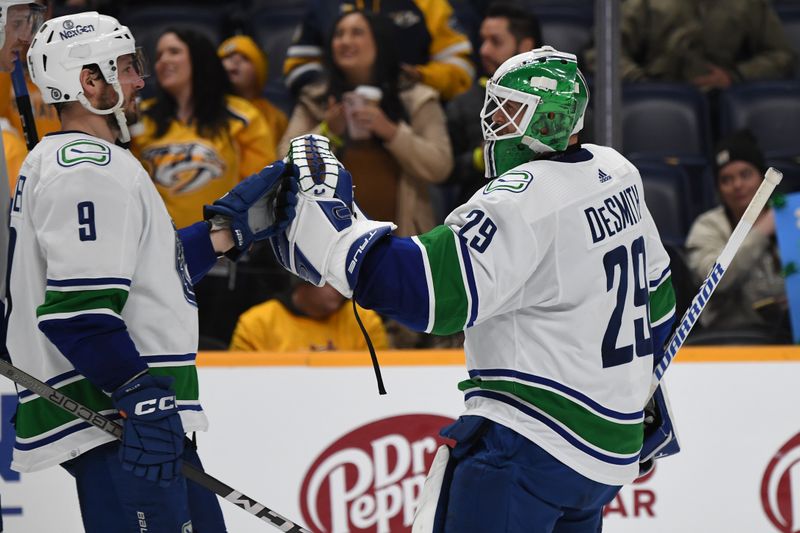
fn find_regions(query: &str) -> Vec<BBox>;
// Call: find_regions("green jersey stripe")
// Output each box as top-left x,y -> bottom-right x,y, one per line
458,377 -> 643,455
417,226 -> 469,335
15,366 -> 199,439
649,276 -> 676,323
36,288 -> 129,318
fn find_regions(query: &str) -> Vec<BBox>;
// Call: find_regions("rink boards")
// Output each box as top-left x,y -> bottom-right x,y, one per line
1,346 -> 799,533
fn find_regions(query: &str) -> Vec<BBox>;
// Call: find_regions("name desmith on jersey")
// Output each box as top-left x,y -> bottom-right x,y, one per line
583,184 -> 642,245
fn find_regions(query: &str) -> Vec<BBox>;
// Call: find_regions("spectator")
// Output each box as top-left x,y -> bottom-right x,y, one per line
0,0 -> 45,197
132,27 -> 274,229
0,0 -> 58,142
585,0 -> 797,89
230,281 -> 388,352
685,130 -> 789,338
218,35 -> 288,153
279,10 -> 453,237
131,27 -> 275,343
446,1 -> 540,206
283,0 -> 475,101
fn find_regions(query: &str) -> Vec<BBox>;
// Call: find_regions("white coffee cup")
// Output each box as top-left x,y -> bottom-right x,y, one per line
343,85 -> 383,140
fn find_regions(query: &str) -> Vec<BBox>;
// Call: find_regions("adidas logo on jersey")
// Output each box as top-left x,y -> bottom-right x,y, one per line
598,169 -> 611,183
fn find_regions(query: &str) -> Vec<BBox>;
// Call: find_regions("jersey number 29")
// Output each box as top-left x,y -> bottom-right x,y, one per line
602,236 -> 653,368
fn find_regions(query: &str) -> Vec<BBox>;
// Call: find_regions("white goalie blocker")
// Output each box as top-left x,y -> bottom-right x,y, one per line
272,134 -> 395,298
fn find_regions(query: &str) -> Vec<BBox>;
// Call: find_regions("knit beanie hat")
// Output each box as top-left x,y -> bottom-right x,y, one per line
713,129 -> 767,182
217,35 -> 268,89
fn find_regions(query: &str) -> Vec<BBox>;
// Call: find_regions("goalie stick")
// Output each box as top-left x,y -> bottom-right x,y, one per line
0,358 -> 311,533
652,167 -> 783,386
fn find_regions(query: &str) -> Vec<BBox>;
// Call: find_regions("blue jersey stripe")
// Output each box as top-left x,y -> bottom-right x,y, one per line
465,390 -> 640,465
47,277 -> 131,287
17,369 -> 82,400
468,368 -> 643,421
457,235 -> 480,328
649,266 -> 671,289
142,353 -> 197,364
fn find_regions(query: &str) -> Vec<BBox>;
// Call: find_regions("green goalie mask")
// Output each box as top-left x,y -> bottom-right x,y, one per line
482,46 -> 590,178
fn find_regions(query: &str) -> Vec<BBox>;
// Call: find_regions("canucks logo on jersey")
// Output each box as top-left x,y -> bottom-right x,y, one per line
56,139 -> 111,167
142,142 -> 226,194
483,169 -> 534,194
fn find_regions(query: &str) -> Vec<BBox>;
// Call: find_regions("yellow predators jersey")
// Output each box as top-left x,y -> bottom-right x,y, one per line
2,121 -> 26,194
230,299 -> 388,352
0,72 -> 61,141
132,95 -> 275,228
252,97 -> 288,151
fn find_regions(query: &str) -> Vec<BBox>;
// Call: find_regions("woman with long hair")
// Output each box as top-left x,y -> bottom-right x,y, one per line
133,27 -> 274,229
279,10 -> 453,237
132,27 -> 276,344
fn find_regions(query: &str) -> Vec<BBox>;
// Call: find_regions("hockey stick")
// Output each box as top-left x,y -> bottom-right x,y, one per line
11,55 -> 38,150
0,358 -> 311,533
652,167 -> 783,386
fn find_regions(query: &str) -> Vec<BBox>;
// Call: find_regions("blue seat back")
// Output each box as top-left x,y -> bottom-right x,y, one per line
720,81 -> 800,159
621,83 -> 712,160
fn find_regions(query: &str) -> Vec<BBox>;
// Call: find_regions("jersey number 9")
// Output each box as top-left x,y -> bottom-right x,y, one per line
77,201 -> 97,241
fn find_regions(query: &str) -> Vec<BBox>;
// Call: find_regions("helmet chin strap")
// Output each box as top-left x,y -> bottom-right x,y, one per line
76,82 -> 131,143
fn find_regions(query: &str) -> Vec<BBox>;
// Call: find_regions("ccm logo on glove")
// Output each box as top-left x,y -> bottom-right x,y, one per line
126,396 -> 177,417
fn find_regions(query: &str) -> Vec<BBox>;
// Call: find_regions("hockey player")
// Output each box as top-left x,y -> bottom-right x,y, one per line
0,0 -> 42,71
274,46 -> 677,532
9,12 -> 293,532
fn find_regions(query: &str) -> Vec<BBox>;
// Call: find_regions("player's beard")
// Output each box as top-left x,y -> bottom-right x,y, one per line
98,84 -> 139,134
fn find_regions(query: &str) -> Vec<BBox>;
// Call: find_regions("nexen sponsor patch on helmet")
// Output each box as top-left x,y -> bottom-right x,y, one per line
59,24 -> 95,40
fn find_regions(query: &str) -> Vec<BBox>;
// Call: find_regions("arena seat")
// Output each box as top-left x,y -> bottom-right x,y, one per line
635,159 -> 693,246
621,83 -> 712,161
534,5 -> 593,56
775,3 -> 800,78
719,81 -> 800,159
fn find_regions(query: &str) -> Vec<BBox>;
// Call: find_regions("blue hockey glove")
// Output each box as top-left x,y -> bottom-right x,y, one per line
203,160 -> 299,254
269,135 -> 395,298
639,383 -> 680,477
111,373 -> 185,487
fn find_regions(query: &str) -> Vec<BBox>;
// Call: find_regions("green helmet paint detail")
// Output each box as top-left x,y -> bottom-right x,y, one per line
482,46 -> 590,178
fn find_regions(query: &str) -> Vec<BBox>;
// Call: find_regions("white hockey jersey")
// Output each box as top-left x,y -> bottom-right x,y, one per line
8,132 -> 208,472
385,144 -> 675,485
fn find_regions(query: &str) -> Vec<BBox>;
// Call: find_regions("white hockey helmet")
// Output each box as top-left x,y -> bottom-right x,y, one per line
0,0 -> 44,47
26,11 -> 146,142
